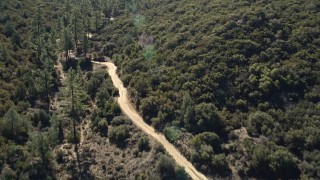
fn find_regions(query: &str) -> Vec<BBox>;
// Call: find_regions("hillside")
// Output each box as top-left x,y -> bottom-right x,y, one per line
0,0 -> 320,179
0,0 -> 189,179
97,0 -> 320,179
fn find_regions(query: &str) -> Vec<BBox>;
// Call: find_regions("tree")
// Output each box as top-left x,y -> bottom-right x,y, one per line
4,20 -> 14,37
0,44 -> 8,62
12,31 -> 21,47
83,32 -> 89,56
23,73 -> 38,104
32,6 -> 44,37
0,108 -> 29,143
28,131 -> 51,164
36,68 -> 54,112
64,67 -> 88,175
48,114 -> 64,144
61,27 -> 74,60
65,67 -> 88,138
181,92 -> 195,129
14,83 -> 27,101
71,7 -> 83,52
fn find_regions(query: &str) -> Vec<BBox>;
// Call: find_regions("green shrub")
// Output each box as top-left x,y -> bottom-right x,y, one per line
111,116 -> 129,126
175,166 -> 189,180
211,154 -> 230,176
108,125 -> 130,146
164,126 -> 181,143
137,136 -> 150,151
156,155 -> 176,180
56,150 -> 64,164
31,109 -> 50,128
98,119 -> 108,137
0,108 -> 29,143
191,132 -> 221,152
247,111 -> 274,137
1,166 -> 17,180
154,142 -> 165,154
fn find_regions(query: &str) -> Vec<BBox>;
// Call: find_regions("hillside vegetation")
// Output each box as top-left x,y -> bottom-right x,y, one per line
0,0 -> 319,179
0,0 -> 188,179
97,0 -> 320,179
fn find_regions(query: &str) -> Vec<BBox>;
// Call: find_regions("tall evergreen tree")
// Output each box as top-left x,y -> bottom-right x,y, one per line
0,44 -> 8,62
64,67 -> 88,175
83,32 -> 88,56
72,7 -> 80,50
36,68 -> 54,112
61,27 -> 74,60
65,66 -> 88,138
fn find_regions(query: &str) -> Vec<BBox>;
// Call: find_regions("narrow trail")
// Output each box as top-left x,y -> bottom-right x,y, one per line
93,61 -> 208,180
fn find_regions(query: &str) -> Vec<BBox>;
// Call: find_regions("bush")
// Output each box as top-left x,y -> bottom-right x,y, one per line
211,154 -> 230,176
156,155 -> 176,180
247,111 -> 274,137
268,149 -> 300,179
108,125 -> 130,146
31,109 -> 50,128
98,119 -> 108,137
193,103 -> 224,134
56,150 -> 64,164
154,142 -> 165,154
191,132 -> 221,153
175,166 -> 189,180
164,126 -> 181,143
137,136 -> 150,151
1,166 -> 17,180
111,116 -> 130,126
248,144 -> 300,179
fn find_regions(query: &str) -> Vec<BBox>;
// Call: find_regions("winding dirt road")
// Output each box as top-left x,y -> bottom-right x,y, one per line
93,61 -> 208,180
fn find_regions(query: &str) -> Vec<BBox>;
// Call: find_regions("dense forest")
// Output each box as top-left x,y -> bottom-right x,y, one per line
0,0 -> 319,179
98,0 -> 320,179
0,0 -> 190,179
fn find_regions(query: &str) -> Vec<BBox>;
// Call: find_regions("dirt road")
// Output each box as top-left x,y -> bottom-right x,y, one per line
93,61 -> 208,180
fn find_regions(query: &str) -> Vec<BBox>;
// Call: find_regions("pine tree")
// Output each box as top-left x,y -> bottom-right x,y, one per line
36,68 -> 54,112
28,131 -> 51,164
83,32 -> 88,56
33,6 -> 44,37
64,67 -> 88,176
72,8 -> 80,50
61,27 -> 74,60
64,66 -> 88,142
0,44 -> 8,62
181,92 -> 195,129
36,49 -> 55,112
